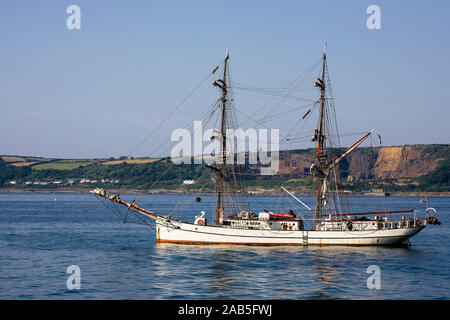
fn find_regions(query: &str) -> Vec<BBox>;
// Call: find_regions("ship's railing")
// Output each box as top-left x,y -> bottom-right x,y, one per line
222,214 -> 424,231
316,212 -> 425,231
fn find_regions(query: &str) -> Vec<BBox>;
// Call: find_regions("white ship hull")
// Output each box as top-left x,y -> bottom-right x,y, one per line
156,220 -> 424,246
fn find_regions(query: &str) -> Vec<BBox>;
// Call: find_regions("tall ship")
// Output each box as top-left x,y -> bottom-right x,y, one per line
92,44 -> 440,246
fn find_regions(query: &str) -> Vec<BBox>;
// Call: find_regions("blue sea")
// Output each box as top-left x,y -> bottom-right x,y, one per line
0,193 -> 448,299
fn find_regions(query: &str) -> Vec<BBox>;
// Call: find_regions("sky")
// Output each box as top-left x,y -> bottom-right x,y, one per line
0,0 -> 449,159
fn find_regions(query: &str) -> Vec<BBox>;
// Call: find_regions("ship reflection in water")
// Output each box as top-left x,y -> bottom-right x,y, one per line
152,243 -> 435,299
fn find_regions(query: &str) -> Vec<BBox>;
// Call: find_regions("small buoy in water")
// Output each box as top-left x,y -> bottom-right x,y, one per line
54,198 -> 57,202
196,197 -> 201,202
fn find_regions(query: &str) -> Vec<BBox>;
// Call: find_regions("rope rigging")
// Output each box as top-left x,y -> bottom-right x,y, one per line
96,50 -> 387,222
128,59 -> 224,158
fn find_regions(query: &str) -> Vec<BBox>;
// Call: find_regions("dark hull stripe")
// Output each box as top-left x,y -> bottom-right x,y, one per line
156,239 -> 409,246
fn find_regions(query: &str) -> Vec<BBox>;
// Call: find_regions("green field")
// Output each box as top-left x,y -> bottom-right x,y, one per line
32,161 -> 93,170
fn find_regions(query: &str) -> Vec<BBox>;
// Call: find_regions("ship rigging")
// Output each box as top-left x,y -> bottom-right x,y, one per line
92,44 -> 440,246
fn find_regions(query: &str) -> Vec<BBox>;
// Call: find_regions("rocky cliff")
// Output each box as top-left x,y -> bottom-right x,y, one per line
278,144 -> 449,183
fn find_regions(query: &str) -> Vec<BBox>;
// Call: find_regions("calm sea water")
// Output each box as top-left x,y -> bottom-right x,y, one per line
0,193 -> 448,300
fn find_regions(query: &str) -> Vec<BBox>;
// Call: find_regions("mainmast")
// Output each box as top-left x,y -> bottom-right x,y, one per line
214,49 -> 230,225
314,43 -> 328,229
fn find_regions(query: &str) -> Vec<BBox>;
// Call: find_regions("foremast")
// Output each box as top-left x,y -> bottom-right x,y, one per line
213,49 -> 230,225
314,43 -> 328,229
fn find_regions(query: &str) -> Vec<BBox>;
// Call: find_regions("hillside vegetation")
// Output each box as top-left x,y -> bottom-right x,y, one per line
0,144 -> 449,192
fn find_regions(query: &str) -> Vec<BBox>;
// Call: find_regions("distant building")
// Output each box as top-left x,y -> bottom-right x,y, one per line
183,179 -> 195,185
9,180 -> 16,184
32,181 -> 48,185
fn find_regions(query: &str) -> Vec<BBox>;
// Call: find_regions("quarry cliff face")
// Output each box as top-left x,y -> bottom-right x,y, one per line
278,145 -> 448,182
372,146 -> 442,179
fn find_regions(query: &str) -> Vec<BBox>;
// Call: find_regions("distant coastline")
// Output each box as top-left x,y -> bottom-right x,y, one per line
0,187 -> 449,197
2,144 -> 449,194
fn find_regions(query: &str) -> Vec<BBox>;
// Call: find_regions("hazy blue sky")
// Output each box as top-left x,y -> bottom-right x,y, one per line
1,0 -> 449,158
